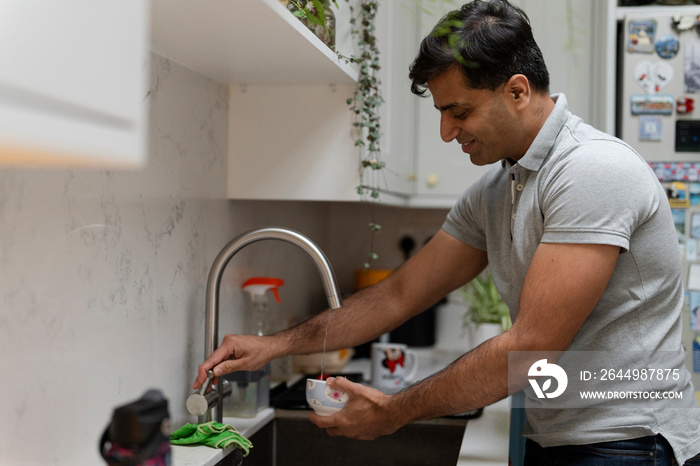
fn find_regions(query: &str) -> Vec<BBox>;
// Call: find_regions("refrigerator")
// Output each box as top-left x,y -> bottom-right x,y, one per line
617,4 -> 700,389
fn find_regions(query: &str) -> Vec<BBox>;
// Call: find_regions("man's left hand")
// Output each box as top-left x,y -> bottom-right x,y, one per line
308,377 -> 404,440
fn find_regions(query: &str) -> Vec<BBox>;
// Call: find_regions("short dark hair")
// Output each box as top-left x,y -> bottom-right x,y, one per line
409,0 -> 550,96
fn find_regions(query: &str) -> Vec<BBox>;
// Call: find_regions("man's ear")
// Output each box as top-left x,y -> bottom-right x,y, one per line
506,74 -> 531,108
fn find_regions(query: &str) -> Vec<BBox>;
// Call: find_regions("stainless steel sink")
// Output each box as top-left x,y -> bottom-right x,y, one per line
241,409 -> 468,466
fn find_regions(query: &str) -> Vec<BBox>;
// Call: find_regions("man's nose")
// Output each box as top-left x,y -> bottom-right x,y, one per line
440,116 -> 459,143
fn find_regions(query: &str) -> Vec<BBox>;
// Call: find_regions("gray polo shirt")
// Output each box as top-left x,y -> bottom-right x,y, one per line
443,94 -> 700,463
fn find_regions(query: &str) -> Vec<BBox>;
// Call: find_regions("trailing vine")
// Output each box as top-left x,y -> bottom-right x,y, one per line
290,0 -> 384,268
340,0 -> 384,268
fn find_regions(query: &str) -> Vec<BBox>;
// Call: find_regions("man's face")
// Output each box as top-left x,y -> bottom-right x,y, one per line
428,66 -> 520,166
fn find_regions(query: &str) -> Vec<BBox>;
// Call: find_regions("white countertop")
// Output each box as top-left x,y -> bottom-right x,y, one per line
171,408 -> 275,466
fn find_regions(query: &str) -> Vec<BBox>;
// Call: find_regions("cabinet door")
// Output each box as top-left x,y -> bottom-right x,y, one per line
0,0 -> 148,167
414,2 -> 491,204
375,0 -> 418,198
412,0 -> 600,206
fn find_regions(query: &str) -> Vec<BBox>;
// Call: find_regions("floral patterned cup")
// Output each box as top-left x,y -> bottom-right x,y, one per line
305,378 -> 348,416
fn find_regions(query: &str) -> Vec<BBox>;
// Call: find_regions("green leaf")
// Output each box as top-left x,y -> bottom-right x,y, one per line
312,0 -> 326,23
458,270 -> 510,329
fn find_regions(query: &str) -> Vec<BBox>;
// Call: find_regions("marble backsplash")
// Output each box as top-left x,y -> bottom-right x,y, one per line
0,54 -> 332,465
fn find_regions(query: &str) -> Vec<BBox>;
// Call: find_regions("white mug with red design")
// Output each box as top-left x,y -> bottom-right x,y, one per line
371,342 -> 419,390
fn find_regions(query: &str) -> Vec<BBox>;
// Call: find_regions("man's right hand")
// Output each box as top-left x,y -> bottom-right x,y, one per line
192,333 -> 277,390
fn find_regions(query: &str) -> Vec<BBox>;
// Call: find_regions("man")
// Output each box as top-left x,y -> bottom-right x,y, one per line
195,1 -> 700,463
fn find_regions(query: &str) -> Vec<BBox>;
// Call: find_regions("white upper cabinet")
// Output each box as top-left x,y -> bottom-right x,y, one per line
409,1 -> 492,206
371,0 -> 419,202
0,1 -> 149,168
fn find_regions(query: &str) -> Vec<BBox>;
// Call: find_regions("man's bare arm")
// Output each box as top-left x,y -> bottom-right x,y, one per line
312,242 -> 620,439
194,229 -> 488,388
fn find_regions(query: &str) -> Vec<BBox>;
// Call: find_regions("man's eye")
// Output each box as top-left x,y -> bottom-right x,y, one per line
454,112 -> 468,120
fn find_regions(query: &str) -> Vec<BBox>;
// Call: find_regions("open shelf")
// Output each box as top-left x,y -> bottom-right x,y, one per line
150,0 -> 358,85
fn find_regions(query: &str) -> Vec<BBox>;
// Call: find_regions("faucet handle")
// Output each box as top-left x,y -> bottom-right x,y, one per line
198,370 -> 214,395
187,370 -> 217,417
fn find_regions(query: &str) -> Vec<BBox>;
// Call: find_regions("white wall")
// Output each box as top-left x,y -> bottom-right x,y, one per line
0,54 -> 333,465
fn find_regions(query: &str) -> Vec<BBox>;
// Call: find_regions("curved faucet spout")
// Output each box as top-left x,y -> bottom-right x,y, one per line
203,227 -> 343,422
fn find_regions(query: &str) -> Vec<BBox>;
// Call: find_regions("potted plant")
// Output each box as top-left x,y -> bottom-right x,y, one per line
289,0 -> 338,48
456,269 -> 511,347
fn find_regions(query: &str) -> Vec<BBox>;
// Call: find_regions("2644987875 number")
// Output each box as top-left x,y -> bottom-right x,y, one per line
599,368 -> 681,381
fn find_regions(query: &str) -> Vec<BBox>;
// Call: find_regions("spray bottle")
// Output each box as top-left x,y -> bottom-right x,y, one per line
243,277 -> 284,337
222,277 -> 283,418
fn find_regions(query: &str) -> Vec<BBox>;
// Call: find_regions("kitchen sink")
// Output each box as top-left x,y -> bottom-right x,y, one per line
241,409 -> 468,466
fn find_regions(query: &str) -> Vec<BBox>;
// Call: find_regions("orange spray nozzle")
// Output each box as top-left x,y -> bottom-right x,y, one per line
242,277 -> 284,303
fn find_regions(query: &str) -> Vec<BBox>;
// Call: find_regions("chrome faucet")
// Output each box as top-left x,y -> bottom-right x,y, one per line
201,227 -> 343,422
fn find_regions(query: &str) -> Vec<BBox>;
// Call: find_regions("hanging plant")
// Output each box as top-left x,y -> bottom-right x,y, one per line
343,1 -> 384,199
287,0 -> 384,268
340,0 -> 385,268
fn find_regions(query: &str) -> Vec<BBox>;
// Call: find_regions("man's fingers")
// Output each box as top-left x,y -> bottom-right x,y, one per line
193,344 -> 235,388
214,359 -> 244,376
308,411 -> 341,429
193,367 -> 209,389
326,376 -> 353,393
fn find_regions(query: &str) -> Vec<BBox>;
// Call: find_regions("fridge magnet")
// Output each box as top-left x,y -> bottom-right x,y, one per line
693,336 -> 700,373
650,162 -> 700,182
688,238 -> 698,261
639,115 -> 663,141
634,61 -> 674,94
677,97 -> 695,114
692,213 -> 700,238
669,185 -> 691,208
628,19 -> 657,54
656,34 -> 680,59
684,38 -> 700,93
673,207 -> 688,243
631,94 -> 674,115
672,15 -> 697,33
690,292 -> 700,330
688,264 -> 700,291
691,184 -> 700,204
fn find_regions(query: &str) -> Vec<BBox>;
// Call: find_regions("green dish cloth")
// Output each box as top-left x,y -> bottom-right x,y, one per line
170,421 -> 253,455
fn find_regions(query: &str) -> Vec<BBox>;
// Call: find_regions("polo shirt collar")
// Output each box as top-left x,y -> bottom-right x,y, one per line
505,93 -> 570,172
